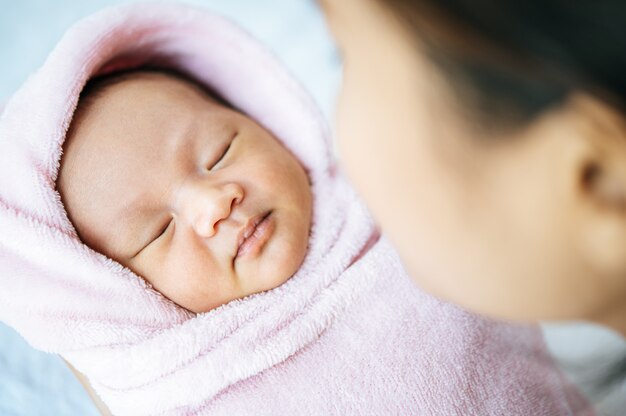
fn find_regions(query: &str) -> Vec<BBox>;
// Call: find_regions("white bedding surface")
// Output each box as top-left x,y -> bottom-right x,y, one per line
0,1 -> 624,415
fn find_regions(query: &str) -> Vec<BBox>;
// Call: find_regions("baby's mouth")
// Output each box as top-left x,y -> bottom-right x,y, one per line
235,210 -> 274,260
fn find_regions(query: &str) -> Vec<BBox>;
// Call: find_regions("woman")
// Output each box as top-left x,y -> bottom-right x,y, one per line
320,0 -> 626,336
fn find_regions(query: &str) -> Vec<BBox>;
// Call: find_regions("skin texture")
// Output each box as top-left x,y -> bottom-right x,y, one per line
58,72 -> 312,313
321,0 -> 626,335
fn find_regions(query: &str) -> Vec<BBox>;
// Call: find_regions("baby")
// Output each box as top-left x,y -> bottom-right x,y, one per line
58,69 -> 313,313
0,4 -> 592,415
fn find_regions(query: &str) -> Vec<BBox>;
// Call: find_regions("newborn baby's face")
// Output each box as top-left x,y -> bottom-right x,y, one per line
58,72 -> 312,313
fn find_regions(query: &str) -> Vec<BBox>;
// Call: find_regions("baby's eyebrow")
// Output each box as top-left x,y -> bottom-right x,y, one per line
167,118 -> 197,162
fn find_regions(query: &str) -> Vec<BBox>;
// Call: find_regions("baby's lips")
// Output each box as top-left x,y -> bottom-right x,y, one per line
235,211 -> 273,259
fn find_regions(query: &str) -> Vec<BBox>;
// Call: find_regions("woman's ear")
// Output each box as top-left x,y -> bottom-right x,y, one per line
564,93 -> 626,278
572,95 -> 626,209
520,92 -> 626,217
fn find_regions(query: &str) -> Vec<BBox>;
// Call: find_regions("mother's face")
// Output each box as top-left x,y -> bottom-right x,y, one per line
321,0 -> 626,332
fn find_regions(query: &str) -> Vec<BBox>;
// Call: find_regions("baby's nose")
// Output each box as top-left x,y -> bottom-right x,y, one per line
178,178 -> 244,238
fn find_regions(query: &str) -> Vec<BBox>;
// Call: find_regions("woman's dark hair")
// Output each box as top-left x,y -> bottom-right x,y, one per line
380,0 -> 626,130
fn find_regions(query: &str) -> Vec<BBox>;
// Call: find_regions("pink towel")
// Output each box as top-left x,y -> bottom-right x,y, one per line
0,4 -> 593,415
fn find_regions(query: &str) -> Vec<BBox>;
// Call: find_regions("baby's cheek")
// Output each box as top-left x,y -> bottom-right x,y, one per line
276,218 -> 309,274
134,238 -> 212,309
257,242 -> 299,290
261,156 -> 310,201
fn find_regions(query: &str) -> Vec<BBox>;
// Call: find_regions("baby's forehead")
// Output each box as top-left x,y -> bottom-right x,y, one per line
65,70 -> 232,171
58,71 -> 234,257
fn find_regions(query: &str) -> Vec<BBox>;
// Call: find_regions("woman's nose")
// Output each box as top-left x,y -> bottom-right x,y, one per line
177,178 -> 244,238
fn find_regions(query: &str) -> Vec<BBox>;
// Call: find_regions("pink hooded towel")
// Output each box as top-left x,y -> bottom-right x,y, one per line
0,3 -> 593,415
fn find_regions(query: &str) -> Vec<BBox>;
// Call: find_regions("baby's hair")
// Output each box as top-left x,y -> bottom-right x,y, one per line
77,66 -> 232,113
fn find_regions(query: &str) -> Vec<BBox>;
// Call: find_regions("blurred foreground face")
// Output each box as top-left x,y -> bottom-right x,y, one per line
322,0 -> 626,333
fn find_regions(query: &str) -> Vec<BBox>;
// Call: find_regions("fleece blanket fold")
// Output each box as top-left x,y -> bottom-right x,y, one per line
0,3 -> 592,415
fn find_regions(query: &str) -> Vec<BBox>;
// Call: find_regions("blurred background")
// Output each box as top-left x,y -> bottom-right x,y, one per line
0,1 -> 624,415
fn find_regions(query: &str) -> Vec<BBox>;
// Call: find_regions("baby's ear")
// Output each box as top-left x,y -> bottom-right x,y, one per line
565,93 -> 626,275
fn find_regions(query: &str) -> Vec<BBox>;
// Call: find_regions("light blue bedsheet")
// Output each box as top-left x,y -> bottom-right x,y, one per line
0,323 -> 100,415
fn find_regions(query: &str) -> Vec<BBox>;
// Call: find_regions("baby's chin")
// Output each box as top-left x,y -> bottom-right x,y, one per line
189,251 -> 306,314
188,211 -> 311,314
238,225 -> 309,296
237,218 -> 309,294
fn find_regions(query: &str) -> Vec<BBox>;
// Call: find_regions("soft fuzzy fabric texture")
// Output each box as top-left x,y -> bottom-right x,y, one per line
0,3 -> 594,415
